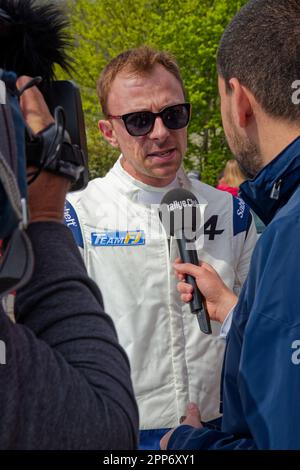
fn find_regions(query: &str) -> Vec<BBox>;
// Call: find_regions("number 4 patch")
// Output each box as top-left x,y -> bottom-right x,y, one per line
204,215 -> 224,240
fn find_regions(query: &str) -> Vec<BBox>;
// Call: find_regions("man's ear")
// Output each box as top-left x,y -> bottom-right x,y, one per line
228,78 -> 253,128
98,119 -> 119,148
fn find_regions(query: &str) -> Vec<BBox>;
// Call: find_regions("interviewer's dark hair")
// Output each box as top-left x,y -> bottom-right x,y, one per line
217,0 -> 300,121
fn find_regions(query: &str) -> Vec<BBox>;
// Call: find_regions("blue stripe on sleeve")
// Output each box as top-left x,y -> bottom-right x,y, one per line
232,196 -> 252,236
64,200 -> 84,248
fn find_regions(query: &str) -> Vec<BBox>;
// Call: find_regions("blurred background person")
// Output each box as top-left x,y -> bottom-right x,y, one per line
216,159 -> 244,197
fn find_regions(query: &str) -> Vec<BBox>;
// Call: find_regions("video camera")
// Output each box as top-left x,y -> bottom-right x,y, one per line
0,0 -> 89,296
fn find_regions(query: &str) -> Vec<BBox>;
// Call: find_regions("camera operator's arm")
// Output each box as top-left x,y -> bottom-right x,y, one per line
18,75 -> 69,223
0,79 -> 139,449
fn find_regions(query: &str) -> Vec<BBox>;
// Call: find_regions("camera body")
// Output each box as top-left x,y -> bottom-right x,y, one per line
0,0 -> 90,296
41,80 -> 89,191
45,81 -> 88,169
0,0 -> 89,191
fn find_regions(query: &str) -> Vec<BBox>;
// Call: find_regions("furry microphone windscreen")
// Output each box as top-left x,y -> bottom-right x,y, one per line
0,0 -> 72,81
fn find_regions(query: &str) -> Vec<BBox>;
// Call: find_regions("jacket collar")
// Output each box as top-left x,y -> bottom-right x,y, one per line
239,136 -> 300,225
106,155 -> 193,203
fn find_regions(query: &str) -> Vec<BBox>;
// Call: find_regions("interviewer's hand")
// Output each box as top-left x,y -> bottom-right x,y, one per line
160,402 -> 203,450
174,259 -> 238,323
17,75 -> 70,223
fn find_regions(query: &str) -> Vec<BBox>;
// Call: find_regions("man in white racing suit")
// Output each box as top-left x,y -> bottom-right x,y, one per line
65,46 -> 257,449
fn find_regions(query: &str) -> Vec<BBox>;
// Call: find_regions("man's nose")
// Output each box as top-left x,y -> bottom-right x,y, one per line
149,116 -> 170,140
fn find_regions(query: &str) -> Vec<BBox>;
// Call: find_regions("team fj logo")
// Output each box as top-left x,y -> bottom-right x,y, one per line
91,230 -> 145,247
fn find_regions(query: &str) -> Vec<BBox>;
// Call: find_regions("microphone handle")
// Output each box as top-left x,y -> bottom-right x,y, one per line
176,234 -> 212,335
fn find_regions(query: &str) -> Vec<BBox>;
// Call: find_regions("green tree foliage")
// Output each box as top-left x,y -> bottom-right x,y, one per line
61,0 -> 247,184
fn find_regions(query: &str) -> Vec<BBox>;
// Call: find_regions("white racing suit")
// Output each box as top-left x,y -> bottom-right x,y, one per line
65,157 -> 257,441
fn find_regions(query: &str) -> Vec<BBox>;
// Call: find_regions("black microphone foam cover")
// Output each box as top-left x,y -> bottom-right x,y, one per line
0,0 -> 72,81
159,188 -> 201,238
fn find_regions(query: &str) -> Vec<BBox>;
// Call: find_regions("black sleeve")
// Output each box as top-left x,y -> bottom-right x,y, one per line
0,222 -> 139,450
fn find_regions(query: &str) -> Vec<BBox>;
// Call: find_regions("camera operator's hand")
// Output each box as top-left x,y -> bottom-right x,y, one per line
17,76 -> 70,223
17,76 -> 54,133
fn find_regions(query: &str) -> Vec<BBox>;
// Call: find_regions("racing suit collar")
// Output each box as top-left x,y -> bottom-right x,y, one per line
109,155 -> 193,201
239,136 -> 300,226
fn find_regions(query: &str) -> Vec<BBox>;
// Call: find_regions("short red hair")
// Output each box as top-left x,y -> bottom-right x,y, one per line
97,46 -> 186,116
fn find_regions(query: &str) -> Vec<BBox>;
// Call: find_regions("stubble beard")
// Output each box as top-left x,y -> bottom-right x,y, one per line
226,115 -> 263,180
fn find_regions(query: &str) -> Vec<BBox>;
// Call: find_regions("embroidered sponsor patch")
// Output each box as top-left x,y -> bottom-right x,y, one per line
64,201 -> 84,248
232,196 -> 251,236
91,230 -> 145,246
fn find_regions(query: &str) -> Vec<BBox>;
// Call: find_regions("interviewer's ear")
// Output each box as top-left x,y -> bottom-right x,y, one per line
228,78 -> 253,128
98,119 -> 119,148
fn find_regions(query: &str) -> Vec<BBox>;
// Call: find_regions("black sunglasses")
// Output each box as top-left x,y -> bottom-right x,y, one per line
108,103 -> 191,137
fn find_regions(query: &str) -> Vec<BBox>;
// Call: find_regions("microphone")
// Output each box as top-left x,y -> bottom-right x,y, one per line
0,0 -> 72,81
159,188 -> 212,334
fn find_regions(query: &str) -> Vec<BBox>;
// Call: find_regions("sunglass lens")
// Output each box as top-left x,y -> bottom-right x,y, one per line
125,111 -> 153,136
163,104 -> 190,130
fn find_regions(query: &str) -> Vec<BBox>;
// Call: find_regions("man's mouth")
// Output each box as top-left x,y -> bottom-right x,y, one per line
147,148 -> 176,160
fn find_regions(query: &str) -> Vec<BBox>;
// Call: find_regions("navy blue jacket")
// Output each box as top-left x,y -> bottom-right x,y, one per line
168,137 -> 300,450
